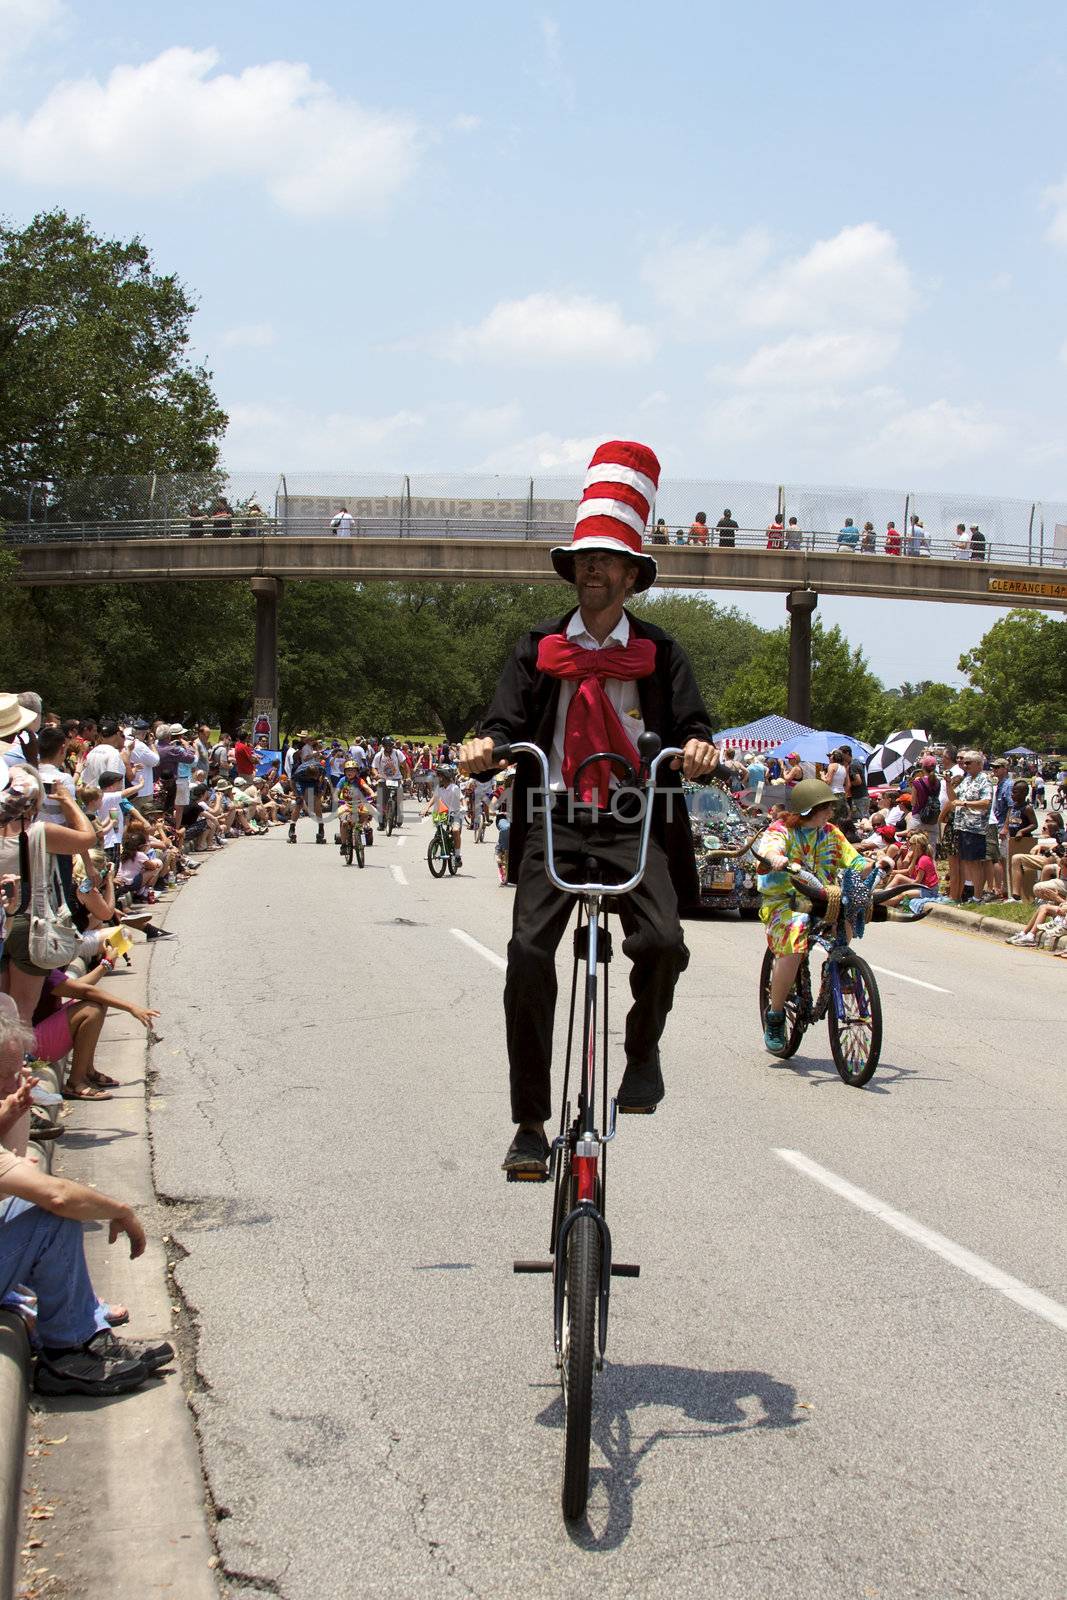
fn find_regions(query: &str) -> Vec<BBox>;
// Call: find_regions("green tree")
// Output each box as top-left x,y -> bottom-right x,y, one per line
629,592 -> 764,725
0,210 -> 226,520
715,620 -> 886,738
0,581 -> 253,723
958,609 -> 1067,750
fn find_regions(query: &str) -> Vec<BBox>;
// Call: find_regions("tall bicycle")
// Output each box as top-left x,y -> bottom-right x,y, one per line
495,731 -> 682,1521
755,855 -> 895,1086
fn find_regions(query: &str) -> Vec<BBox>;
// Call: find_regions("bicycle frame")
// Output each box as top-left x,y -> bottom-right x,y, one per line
502,736 -> 682,1361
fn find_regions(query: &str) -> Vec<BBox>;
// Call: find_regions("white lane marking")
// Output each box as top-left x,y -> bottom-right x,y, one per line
775,1149 -> 1067,1336
450,928 -> 507,973
390,864 -> 408,886
868,963 -> 951,994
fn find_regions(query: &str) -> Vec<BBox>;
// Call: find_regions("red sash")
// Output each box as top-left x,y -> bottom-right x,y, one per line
536,632 -> 656,804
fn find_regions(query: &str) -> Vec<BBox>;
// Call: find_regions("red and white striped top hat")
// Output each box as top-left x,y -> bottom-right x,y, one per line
551,439 -> 659,592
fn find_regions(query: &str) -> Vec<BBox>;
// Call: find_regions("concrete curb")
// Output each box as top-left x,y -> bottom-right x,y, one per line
894,900 -> 1067,948
0,1313 -> 29,1600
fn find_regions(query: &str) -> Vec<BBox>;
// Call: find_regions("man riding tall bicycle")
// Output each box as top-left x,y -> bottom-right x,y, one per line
458,439 -> 718,1178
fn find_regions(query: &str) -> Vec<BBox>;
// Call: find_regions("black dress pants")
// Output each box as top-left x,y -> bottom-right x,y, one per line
504,809 -> 689,1124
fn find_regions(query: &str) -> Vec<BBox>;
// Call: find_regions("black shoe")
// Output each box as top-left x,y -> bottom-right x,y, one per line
315,827 -> 326,844
143,924 -> 178,941
288,825 -> 297,843
85,1328 -> 175,1372
502,1126 -> 550,1177
616,1057 -> 665,1113
35,1341 -> 148,1397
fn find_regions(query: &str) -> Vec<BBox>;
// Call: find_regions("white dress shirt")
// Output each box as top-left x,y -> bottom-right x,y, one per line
548,611 -> 645,791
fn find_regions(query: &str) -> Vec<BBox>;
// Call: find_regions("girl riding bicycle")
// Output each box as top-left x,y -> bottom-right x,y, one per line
757,778 -> 869,1052
336,761 -> 375,850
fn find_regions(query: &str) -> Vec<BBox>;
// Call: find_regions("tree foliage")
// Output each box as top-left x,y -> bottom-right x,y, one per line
957,609 -> 1067,750
715,619 -> 886,738
0,210 -> 226,520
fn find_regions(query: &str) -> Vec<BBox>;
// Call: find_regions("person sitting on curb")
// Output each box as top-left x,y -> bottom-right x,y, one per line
33,963 -> 160,1104
1005,881 -> 1067,947
0,1013 -> 173,1397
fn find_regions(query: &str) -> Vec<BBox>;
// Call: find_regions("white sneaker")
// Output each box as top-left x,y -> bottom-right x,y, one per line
1008,932 -> 1036,946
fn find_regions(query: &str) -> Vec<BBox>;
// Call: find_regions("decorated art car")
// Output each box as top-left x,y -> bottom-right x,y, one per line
684,782 -> 764,917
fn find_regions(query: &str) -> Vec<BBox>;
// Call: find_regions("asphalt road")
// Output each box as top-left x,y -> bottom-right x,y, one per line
149,803 -> 1067,1600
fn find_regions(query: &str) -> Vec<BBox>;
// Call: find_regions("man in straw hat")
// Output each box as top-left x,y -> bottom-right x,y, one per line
458,440 -> 718,1177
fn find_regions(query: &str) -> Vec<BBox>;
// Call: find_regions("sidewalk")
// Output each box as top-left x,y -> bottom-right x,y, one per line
12,885 -> 219,1600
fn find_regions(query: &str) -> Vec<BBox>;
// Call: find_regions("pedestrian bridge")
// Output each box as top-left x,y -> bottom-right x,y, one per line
9,530 -> 1067,610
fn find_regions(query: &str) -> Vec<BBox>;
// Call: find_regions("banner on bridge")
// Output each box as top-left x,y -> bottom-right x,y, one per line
282,494 -> 576,526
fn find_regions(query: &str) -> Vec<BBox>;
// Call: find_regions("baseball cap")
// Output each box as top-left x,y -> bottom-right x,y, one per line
921,754 -> 937,769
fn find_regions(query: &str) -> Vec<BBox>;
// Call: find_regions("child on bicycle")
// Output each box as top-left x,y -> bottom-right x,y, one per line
336,761 -> 375,851
494,770 -> 514,885
757,778 -> 869,1052
422,763 -> 464,868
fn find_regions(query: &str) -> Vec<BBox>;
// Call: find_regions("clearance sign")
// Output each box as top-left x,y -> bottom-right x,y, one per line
988,577 -> 1067,601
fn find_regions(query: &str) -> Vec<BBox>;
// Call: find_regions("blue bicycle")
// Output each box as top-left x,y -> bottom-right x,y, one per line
756,860 -> 895,1087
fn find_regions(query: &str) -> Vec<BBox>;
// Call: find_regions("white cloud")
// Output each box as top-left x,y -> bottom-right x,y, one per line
0,46 -> 420,217
223,402 -> 424,467
451,112 -> 481,133
452,401 -> 523,439
645,222 -> 915,335
730,330 -> 900,389
475,431 -> 604,472
446,291 -> 656,367
0,0 -> 65,68
222,323 -> 276,349
871,399 -> 1004,468
536,17 -> 575,110
1042,178 -> 1067,247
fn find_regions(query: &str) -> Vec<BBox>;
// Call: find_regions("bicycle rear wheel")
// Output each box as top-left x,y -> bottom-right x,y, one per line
758,946 -> 805,1059
561,1211 -> 599,1520
827,952 -> 882,1087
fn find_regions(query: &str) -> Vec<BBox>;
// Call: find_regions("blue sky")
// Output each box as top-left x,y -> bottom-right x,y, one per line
2,0 -> 1065,687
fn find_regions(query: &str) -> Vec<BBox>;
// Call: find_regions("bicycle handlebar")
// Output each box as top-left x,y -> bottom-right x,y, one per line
751,847 -> 898,908
489,735 -> 684,898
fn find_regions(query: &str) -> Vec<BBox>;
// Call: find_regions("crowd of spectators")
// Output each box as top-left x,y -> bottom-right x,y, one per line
720,737 -> 1066,938
648,508 -> 993,558
0,693 -> 289,1401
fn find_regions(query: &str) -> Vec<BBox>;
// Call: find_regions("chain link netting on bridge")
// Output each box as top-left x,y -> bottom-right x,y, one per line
6,469 -> 1065,568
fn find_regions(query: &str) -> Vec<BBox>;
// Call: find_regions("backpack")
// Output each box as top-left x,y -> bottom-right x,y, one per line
918,776 -> 940,824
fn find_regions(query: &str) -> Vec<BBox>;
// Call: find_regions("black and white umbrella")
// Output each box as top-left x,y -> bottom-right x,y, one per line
865,729 -> 929,787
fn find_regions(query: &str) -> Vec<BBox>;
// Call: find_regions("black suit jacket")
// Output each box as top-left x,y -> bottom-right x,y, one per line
477,608 -> 714,909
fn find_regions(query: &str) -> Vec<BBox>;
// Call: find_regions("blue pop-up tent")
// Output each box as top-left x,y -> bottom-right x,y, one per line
713,715 -> 814,752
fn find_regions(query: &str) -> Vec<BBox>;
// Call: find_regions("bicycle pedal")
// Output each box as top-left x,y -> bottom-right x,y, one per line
513,1259 -> 554,1273
506,1168 -> 551,1183
616,1103 -> 656,1115
610,1263 -> 640,1277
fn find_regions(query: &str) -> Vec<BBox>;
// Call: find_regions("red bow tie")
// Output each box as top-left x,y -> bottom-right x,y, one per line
536,632 -> 656,804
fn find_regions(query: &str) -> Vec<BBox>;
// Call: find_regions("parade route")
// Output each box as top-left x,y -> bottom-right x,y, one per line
147,804 -> 1066,1600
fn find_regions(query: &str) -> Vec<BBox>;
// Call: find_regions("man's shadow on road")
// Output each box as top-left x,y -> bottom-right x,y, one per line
535,1363 -> 804,1550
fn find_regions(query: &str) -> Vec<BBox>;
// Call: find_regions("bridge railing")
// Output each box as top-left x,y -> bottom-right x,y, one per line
3,513 -> 1065,568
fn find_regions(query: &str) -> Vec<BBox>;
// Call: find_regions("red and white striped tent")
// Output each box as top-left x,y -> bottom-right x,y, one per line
713,715 -> 816,754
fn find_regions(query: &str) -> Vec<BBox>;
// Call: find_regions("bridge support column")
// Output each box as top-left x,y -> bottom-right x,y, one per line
786,588 -> 818,725
250,577 -> 282,744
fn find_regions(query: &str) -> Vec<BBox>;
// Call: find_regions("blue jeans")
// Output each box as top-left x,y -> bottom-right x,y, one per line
0,1198 -> 108,1347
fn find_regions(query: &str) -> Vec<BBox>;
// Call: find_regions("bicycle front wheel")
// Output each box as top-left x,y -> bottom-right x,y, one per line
427,837 -> 446,878
828,952 -> 882,1087
758,946 -> 805,1059
561,1211 -> 599,1520
354,832 -> 365,868
344,832 -> 354,866
386,802 -> 395,837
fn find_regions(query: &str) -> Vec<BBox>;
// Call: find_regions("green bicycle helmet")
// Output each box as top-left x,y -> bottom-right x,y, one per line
789,778 -> 837,817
